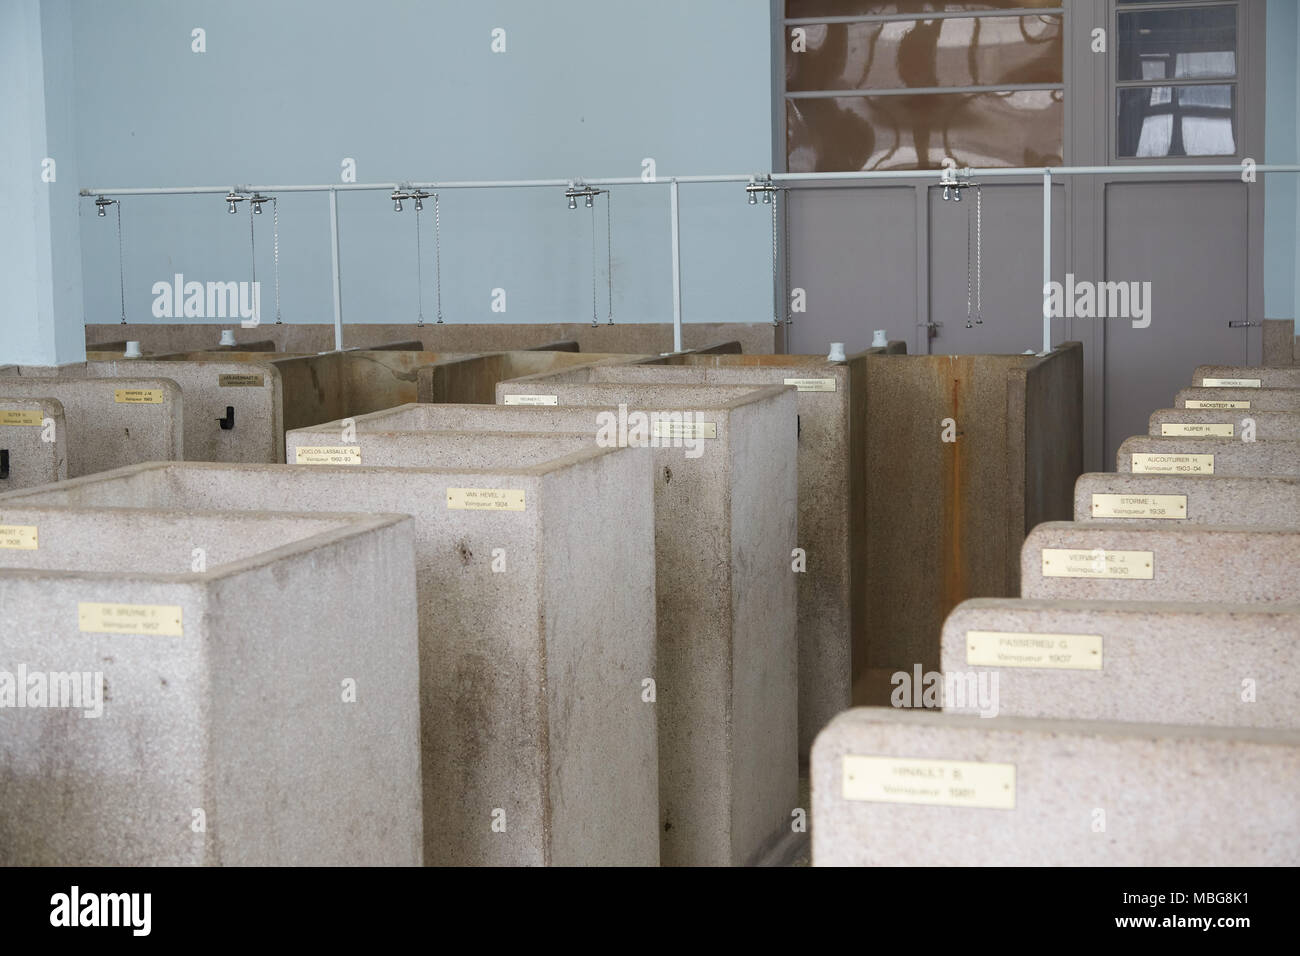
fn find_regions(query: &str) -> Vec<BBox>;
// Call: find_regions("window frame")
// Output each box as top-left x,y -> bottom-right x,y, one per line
779,4 -> 1069,172
1108,0 -> 1245,162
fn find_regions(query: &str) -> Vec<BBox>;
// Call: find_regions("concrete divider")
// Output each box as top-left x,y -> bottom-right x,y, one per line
0,398 -> 66,489
481,380 -> 798,866
0,504 -> 420,865
940,597 -> 1300,727
1193,365 -> 1300,388
1074,472 -> 1300,527
502,354 -> 891,759
1117,435 -> 1300,478
811,708 -> 1300,865
0,377 -> 183,476
1,450 -> 660,867
86,322 -> 782,354
1176,386 -> 1300,411
1148,408 -> 1300,441
853,344 -> 1084,686
1150,407 -> 1300,441
1020,521 -> 1300,603
418,351 -> 650,405
75,360 -> 282,463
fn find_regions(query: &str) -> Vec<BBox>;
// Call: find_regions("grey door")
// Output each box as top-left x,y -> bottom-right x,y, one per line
1103,179 -> 1251,466
927,182 -> 1068,356
786,186 -> 918,356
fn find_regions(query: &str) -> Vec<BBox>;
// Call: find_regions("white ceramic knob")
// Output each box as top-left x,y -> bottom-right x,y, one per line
220,329 -> 237,346
124,341 -> 142,358
872,330 -> 888,348
827,342 -> 847,362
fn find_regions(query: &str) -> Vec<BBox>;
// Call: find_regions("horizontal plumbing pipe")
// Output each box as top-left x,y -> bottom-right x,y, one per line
81,163 -> 1300,197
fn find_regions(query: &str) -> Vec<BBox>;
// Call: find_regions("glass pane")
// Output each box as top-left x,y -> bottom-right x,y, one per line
786,15 -> 1062,91
1116,85 -> 1236,157
787,90 -> 1063,171
787,1 -> 1057,16
1117,5 -> 1235,82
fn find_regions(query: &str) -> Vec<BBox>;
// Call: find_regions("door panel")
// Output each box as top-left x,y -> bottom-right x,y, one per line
786,186 -> 918,355
1103,180 -> 1248,466
927,182 -> 1068,356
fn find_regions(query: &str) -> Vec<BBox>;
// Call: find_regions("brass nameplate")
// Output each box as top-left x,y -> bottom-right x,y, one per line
0,410 -> 42,427
966,631 -> 1103,670
447,488 -> 525,512
1131,453 -> 1213,475
1161,422 -> 1232,437
843,755 -> 1015,810
1202,378 -> 1261,388
218,373 -> 264,388
782,377 -> 837,392
1042,548 -> 1154,579
503,394 -> 559,406
0,525 -> 39,550
652,421 -> 717,440
1091,493 -> 1186,519
79,602 -> 183,636
294,446 -> 362,465
114,388 -> 164,404
1186,400 -> 1249,409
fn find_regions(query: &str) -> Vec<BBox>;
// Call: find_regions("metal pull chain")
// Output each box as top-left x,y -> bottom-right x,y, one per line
272,197 -> 282,324
770,187 -> 780,327
433,193 -> 444,324
606,189 -> 614,325
974,185 -> 983,325
415,197 -> 425,327
115,202 -> 126,324
965,192 -> 973,328
783,188 -> 792,327
248,200 -> 257,298
590,193 -> 598,327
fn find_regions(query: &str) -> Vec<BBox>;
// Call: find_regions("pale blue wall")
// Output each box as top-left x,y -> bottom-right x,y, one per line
1265,0 -> 1299,321
69,0 -> 777,328
0,0 -> 85,364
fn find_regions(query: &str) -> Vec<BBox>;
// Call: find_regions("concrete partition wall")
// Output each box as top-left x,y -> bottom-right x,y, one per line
86,322 -> 781,355
1075,473 -> 1300,527
940,598 -> 1300,727
857,343 -> 1084,683
1262,319 -> 1297,366
1176,386 -> 1300,411
267,351 -> 473,431
0,377 -> 182,476
811,709 -> 1300,866
509,355 -> 887,758
1193,365 -> 1300,388
2,452 -> 659,868
1021,521 -> 1300,603
17,360 -> 284,464
1117,436 -> 1300,478
0,505 -> 420,865
289,429 -> 596,466
1149,408 -> 1300,440
0,398 -> 66,489
488,379 -> 799,867
418,351 -> 649,405
137,349 -> 469,439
